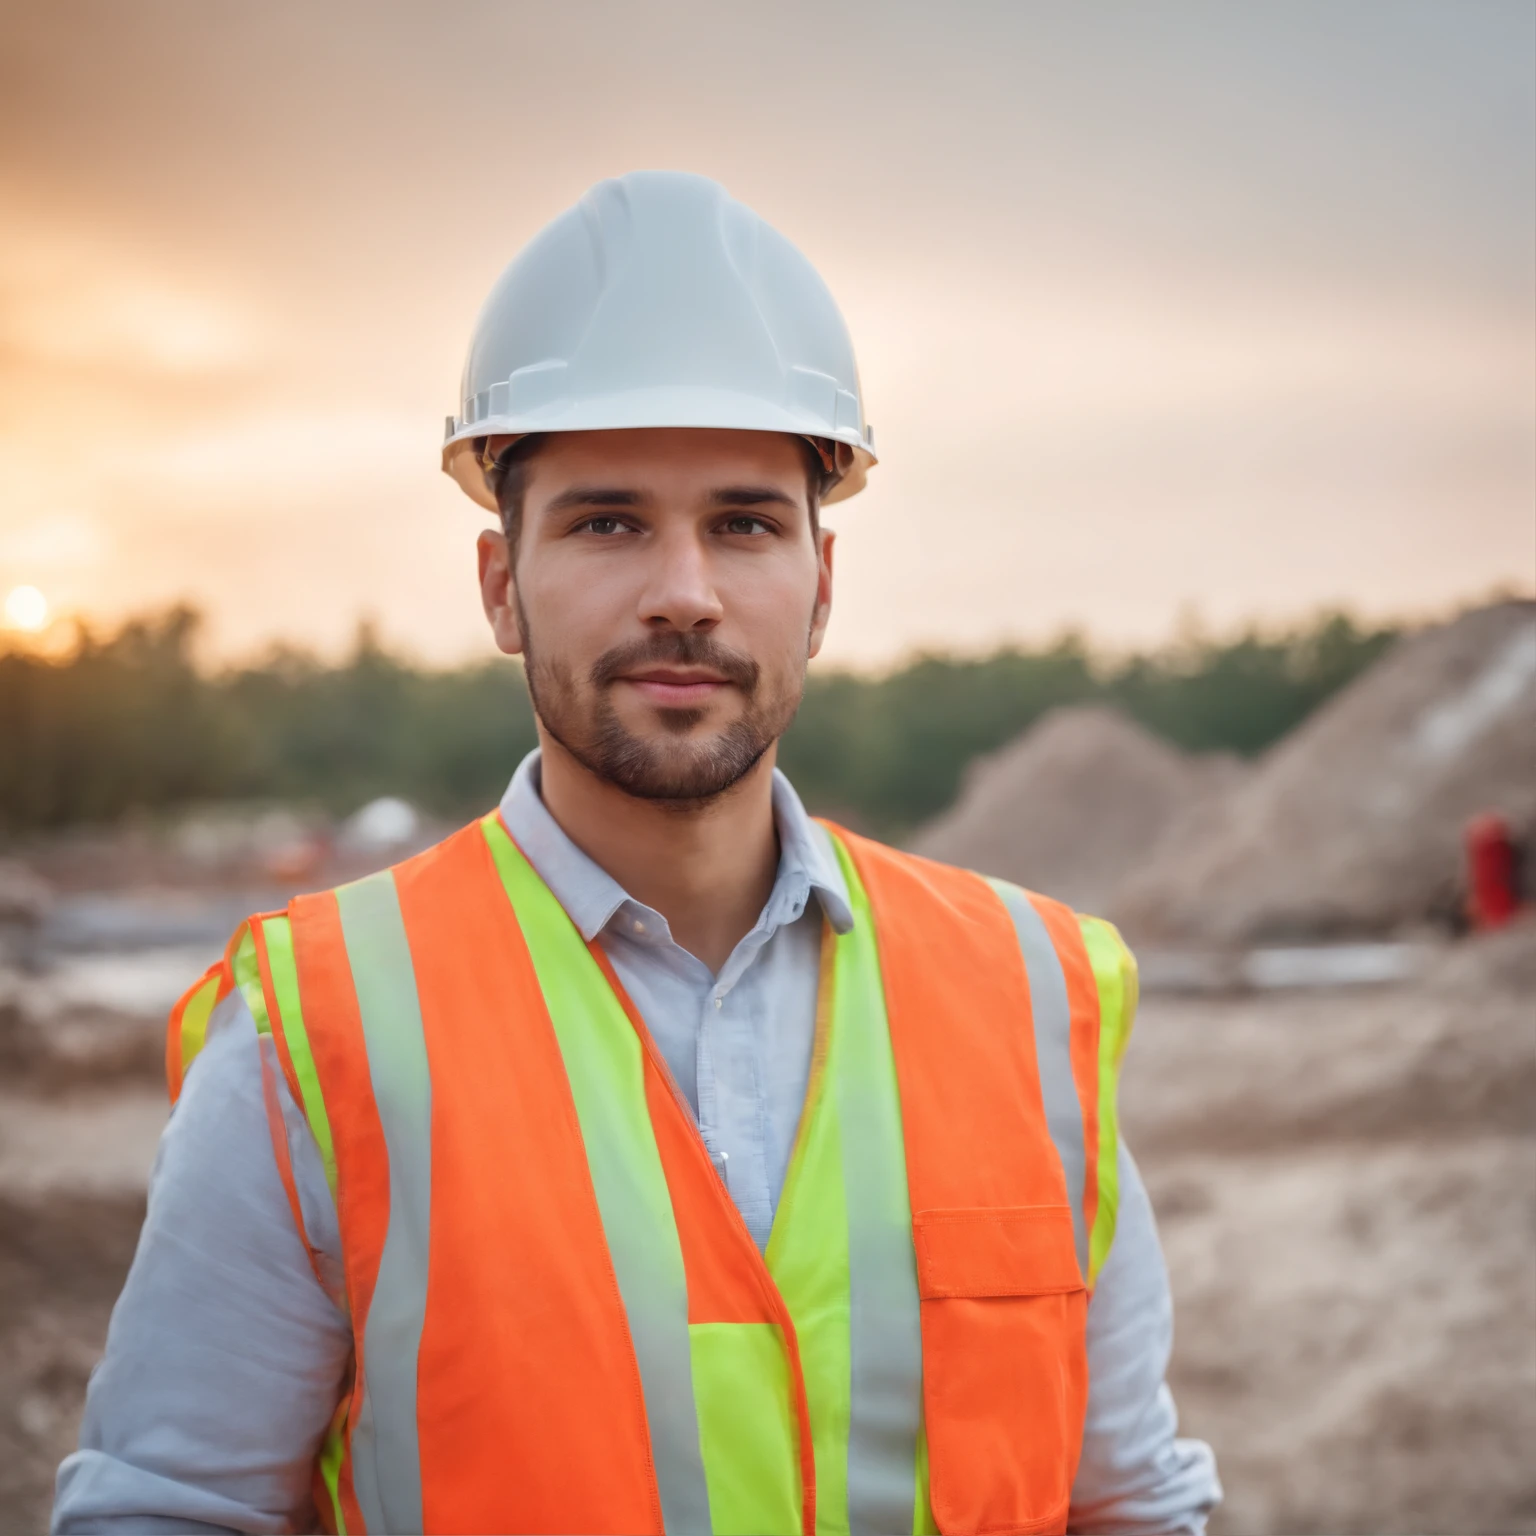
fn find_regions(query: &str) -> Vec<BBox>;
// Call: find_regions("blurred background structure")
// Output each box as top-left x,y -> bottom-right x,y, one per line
2,3 -> 1534,1532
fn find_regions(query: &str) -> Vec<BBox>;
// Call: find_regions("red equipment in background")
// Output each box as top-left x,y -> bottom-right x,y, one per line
1464,813 -> 1522,930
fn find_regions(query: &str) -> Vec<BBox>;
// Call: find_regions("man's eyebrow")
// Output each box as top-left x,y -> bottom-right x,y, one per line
709,485 -> 800,509
542,486 -> 645,513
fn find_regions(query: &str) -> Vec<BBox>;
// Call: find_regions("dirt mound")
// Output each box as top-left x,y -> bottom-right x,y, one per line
1112,601 -> 1536,944
908,705 -> 1242,914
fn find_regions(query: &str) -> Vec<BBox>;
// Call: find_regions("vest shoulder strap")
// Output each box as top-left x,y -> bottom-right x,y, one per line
823,826 -> 1095,1532
821,825 -> 1138,1287
165,926 -> 242,1103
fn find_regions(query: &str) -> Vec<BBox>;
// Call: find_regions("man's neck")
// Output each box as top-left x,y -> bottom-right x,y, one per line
535,734 -> 781,975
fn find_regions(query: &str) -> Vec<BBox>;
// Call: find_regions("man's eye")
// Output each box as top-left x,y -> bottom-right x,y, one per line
722,515 -> 772,536
581,516 -> 629,535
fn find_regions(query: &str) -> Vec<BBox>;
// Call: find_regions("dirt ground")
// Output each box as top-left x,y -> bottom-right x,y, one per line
2,923 -> 1533,1534
1128,920 -> 1536,1535
1,1192 -> 148,1529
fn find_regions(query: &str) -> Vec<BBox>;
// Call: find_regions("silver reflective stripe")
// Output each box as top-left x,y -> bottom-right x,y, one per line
830,835 -> 925,1536
583,1172 -> 712,1536
987,879 -> 1089,1282
336,872 -> 431,1536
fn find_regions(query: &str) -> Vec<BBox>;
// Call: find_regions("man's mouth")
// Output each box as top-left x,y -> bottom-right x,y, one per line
618,668 -> 732,708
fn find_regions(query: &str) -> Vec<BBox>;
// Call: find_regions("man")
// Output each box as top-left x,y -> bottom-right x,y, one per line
55,171 -> 1218,1535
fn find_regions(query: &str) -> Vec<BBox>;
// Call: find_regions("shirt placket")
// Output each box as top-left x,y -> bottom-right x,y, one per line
706,957 -> 780,1248
695,985 -> 724,1176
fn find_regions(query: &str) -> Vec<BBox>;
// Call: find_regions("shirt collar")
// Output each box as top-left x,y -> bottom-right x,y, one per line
498,749 -> 853,944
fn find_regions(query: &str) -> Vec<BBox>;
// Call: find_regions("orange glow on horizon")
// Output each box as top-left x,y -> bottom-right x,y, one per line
1,5 -> 1531,665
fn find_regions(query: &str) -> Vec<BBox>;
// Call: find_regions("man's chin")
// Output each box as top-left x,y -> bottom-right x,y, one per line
568,723 -> 770,804
624,736 -> 758,792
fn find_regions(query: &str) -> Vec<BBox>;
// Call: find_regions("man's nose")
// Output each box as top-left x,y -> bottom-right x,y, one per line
637,532 -> 724,631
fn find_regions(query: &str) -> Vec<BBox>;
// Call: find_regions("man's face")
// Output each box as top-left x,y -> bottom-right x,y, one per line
477,428 -> 835,802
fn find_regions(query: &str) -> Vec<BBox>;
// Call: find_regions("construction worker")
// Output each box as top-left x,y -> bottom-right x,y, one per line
54,172 -> 1219,1535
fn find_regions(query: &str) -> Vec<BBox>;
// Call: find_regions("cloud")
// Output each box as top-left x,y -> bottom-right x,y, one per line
0,514 -> 109,570
0,223 -> 255,376
145,411 -> 427,490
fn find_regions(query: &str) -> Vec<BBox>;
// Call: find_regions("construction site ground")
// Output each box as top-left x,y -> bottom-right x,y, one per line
3,919 -> 1534,1534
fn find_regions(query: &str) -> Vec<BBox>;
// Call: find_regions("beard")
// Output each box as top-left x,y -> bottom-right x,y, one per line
520,612 -> 804,805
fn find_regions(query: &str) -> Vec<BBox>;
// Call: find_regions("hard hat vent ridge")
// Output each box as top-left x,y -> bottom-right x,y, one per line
577,175 -> 633,294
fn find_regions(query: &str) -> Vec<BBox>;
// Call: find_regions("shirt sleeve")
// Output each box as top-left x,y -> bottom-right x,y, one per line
1067,1139 -> 1221,1535
52,990 -> 352,1535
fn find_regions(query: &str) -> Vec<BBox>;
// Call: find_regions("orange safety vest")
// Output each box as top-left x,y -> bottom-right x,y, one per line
168,814 -> 1136,1536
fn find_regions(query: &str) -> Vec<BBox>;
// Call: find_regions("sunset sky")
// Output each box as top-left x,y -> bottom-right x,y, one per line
2,1 -> 1532,666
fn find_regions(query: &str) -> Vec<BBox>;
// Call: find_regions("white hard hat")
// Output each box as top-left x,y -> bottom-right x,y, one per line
442,170 -> 876,510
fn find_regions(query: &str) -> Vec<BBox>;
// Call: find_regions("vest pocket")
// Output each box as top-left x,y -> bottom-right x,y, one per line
913,1205 -> 1088,1536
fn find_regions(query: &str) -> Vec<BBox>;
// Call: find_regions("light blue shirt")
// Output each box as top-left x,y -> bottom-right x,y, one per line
54,751 -> 1219,1534
510,753 -> 850,1248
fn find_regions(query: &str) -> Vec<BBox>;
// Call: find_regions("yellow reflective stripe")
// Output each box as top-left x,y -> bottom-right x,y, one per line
1077,916 -> 1138,1284
317,1399 -> 349,1536
689,1323 -> 801,1534
232,926 -> 268,1030
480,814 -> 712,1534
233,921 -> 339,1200
232,919 -> 352,1526
911,1423 -> 938,1536
176,967 -> 225,1080
765,924 -> 851,1532
261,916 -> 338,1202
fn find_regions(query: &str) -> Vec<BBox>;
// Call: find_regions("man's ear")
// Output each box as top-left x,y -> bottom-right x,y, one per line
477,528 -> 525,656
807,526 -> 836,660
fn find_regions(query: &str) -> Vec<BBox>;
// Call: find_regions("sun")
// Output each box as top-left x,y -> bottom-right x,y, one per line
3,585 -> 50,633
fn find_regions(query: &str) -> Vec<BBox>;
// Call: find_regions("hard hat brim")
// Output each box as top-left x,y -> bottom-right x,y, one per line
442,385 -> 875,512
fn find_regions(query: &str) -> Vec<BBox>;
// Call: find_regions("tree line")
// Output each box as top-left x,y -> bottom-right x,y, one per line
0,607 -> 1399,838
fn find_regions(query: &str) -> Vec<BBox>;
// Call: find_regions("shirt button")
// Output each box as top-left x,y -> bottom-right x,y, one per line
632,918 -> 645,934
713,996 -> 723,1009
